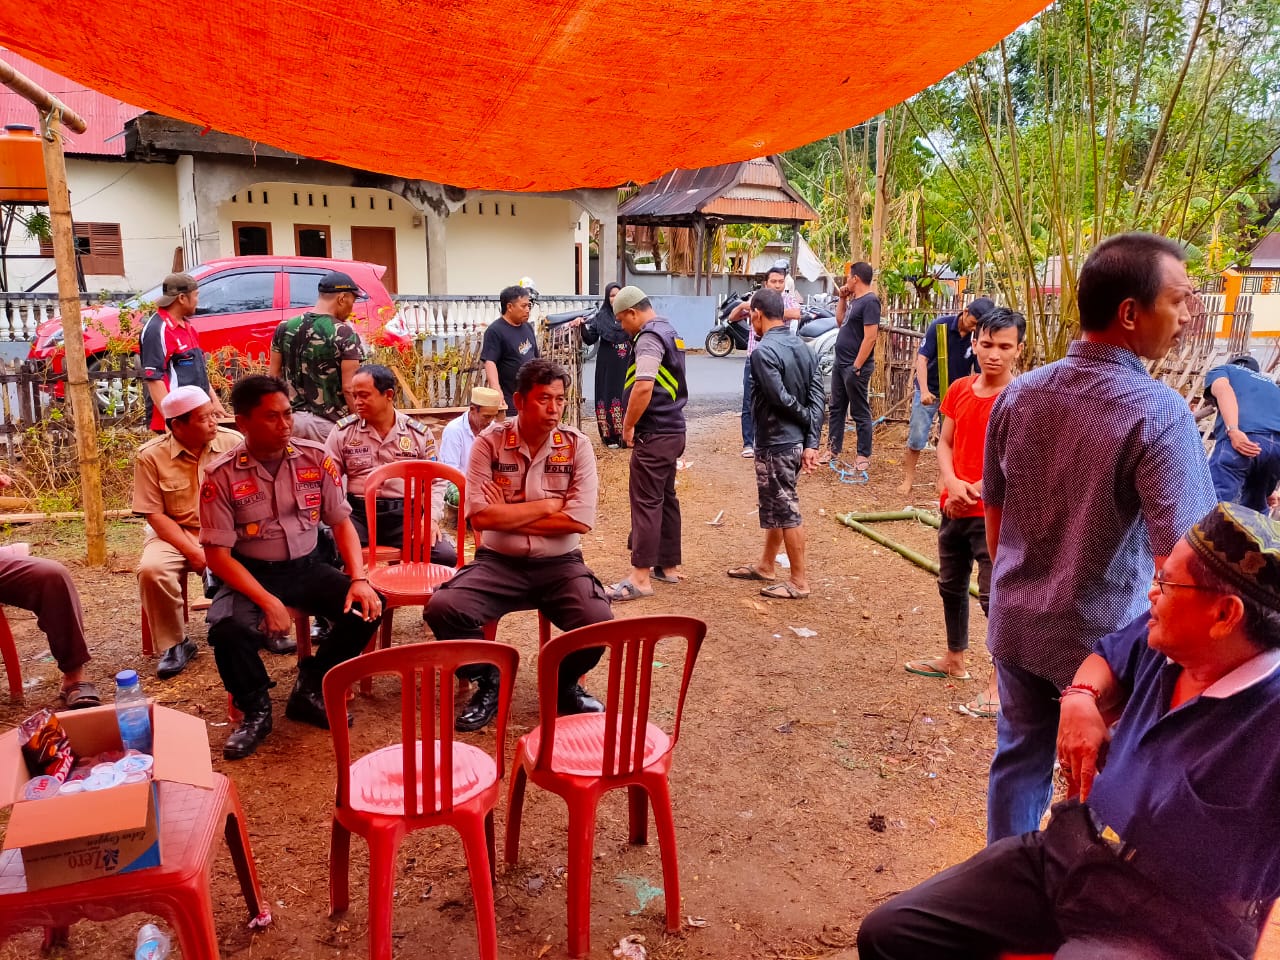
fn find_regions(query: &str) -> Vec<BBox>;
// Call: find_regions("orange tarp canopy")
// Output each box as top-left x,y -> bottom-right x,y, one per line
1,1 -> 1047,192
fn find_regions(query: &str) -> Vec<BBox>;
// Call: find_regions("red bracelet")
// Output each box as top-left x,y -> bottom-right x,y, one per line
1061,683 -> 1100,701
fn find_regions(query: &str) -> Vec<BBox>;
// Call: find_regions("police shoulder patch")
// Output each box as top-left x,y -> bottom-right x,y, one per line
406,417 -> 429,435
336,413 -> 359,429
504,429 -> 520,449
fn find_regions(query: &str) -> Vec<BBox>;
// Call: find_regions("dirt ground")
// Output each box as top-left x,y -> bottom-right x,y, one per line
0,411 -> 1153,959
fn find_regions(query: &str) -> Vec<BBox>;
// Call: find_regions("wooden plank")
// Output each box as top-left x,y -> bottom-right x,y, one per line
0,509 -> 135,524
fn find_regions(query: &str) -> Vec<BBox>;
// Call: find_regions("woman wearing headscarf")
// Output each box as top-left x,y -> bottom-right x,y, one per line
579,282 -> 629,447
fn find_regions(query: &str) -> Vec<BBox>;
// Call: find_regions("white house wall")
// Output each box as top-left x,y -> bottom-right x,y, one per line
214,182 -> 428,292
446,195 -> 576,295
8,159 -> 180,293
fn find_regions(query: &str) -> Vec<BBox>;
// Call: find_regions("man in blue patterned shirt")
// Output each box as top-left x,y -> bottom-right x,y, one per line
981,232 -> 1216,842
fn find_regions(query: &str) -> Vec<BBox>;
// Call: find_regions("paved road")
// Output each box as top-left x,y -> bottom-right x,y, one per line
584,351 -> 746,419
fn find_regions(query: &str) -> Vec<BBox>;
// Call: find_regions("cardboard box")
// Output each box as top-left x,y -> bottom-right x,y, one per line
0,703 -> 214,890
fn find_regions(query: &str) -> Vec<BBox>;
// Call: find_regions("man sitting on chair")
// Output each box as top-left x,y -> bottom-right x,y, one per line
858,502 -> 1280,960
134,385 -> 242,678
324,363 -> 456,566
425,359 -> 612,732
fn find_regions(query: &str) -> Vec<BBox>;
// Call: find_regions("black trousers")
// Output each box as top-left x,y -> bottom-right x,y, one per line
207,551 -> 383,705
937,514 -> 992,653
346,494 -> 458,567
828,361 -> 875,458
424,548 -> 611,688
627,432 -> 685,569
857,801 -> 1260,960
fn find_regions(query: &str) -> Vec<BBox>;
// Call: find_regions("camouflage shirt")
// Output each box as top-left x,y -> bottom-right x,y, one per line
271,312 -> 365,421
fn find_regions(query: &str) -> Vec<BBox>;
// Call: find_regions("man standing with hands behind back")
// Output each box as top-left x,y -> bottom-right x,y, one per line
819,262 -> 881,476
606,285 -> 689,601
726,287 -> 825,600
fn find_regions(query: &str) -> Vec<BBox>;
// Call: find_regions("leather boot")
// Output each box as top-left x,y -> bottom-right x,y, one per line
455,679 -> 500,732
224,690 -> 273,760
285,666 -> 352,729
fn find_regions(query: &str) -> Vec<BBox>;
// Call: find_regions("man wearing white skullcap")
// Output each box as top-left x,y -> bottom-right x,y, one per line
132,385 -> 241,678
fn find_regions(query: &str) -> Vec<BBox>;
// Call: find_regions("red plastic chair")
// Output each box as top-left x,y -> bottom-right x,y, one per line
0,608 -> 24,703
504,615 -> 706,958
362,461 -> 467,674
0,775 -> 267,957
323,639 -> 519,960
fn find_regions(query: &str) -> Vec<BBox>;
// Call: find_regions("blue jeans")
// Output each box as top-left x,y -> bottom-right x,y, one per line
907,388 -> 940,451
1208,432 -> 1280,513
741,359 -> 755,447
987,658 -> 1061,844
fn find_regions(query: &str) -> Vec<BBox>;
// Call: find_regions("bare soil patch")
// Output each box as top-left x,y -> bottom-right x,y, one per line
0,413 -> 1000,959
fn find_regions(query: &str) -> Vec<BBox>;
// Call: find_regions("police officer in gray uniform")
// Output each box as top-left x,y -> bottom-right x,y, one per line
200,375 -> 384,760
425,359 -> 611,732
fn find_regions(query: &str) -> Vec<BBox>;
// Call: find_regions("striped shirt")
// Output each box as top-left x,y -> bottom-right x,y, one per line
983,340 -> 1215,689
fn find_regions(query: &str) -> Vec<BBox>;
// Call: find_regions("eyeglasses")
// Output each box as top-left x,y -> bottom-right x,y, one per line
1152,571 -> 1226,596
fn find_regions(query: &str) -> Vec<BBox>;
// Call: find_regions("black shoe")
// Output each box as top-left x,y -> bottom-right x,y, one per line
455,682 -> 499,732
558,684 -> 604,716
284,673 -> 351,729
261,633 -> 298,655
156,637 -> 198,679
224,694 -> 273,760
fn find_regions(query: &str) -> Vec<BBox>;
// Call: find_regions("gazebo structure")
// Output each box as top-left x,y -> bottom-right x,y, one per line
617,156 -> 818,294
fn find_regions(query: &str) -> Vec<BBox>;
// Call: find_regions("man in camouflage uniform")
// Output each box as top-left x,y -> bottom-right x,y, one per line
269,270 -> 366,441
324,363 -> 457,565
200,375 -> 384,760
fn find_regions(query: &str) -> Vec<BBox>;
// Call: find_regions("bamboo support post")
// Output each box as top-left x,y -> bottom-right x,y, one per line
1,59 -> 104,564
835,509 -> 979,599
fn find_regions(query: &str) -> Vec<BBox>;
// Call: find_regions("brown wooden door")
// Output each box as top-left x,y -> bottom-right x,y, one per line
350,226 -> 398,293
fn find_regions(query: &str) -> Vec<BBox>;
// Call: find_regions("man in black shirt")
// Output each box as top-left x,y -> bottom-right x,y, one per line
481,285 -> 540,414
819,262 -> 882,476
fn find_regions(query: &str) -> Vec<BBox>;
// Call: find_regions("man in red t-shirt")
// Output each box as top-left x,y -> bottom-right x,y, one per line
139,273 -> 226,432
905,307 -> 1025,716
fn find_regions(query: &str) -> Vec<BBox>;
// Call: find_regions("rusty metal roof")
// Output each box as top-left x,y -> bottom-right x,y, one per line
0,50 -> 143,156
618,156 -> 816,225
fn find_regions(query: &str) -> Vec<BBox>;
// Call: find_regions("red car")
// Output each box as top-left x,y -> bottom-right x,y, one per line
28,256 -> 411,391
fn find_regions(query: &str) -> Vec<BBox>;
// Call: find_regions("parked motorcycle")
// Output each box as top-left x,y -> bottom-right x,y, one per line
704,292 -> 751,356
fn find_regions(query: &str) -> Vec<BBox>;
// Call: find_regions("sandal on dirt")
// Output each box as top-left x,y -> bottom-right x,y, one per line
830,459 -> 871,485
905,659 -> 973,681
956,694 -> 1000,719
56,681 -> 102,710
652,566 -> 684,584
606,579 -> 656,602
727,565 -> 775,581
760,582 -> 810,600
855,457 -> 871,473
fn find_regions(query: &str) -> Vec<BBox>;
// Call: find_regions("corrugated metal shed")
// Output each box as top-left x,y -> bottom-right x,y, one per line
0,49 -> 143,156
619,156 -> 815,226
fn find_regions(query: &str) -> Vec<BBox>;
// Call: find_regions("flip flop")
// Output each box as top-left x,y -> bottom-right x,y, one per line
760,582 -> 810,600
56,681 -> 102,710
652,566 -> 684,584
727,565 -> 775,581
830,459 -> 871,485
606,579 -> 655,602
956,694 -> 1001,719
905,659 -> 973,681
855,457 -> 871,473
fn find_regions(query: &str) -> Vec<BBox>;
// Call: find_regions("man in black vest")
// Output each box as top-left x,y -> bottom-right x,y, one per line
607,285 -> 690,601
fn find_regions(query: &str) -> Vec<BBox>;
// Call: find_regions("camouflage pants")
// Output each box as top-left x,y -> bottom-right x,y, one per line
755,443 -> 803,529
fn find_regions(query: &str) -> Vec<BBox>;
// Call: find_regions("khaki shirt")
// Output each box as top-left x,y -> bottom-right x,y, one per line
466,420 -> 597,558
132,427 -> 243,531
199,438 -> 350,562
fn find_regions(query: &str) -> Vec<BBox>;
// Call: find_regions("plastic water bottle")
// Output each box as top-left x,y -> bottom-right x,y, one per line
135,923 -> 170,960
114,670 -> 153,754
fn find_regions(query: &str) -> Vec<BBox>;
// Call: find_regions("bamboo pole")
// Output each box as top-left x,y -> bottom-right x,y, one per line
835,510 -> 979,599
34,110 -> 105,564
2,60 -> 104,563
